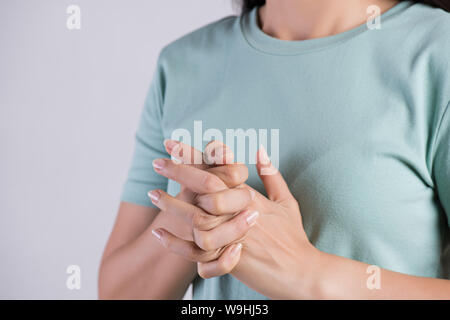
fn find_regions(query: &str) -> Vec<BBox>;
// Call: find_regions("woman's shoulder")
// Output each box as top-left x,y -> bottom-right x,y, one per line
399,4 -> 450,82
406,3 -> 450,41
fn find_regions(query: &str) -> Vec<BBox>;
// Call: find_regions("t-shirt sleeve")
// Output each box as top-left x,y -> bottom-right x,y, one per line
433,100 -> 450,226
120,58 -> 168,208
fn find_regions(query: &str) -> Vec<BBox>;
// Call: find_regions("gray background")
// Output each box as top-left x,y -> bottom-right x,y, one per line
0,0 -> 235,299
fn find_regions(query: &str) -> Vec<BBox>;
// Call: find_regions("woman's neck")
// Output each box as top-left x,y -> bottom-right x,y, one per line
259,0 -> 400,41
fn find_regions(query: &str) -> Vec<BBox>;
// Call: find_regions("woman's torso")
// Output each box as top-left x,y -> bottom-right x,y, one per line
155,2 -> 450,299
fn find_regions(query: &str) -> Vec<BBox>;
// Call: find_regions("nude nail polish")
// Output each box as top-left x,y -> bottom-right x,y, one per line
152,229 -> 162,241
258,145 -> 271,165
171,143 -> 181,156
164,139 -> 180,152
230,243 -> 242,257
246,211 -> 259,226
152,159 -> 165,170
147,190 -> 160,203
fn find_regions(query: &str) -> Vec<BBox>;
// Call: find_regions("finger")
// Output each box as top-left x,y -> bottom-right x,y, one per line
148,189 -> 228,230
203,140 -> 234,165
164,139 -> 206,169
205,163 -> 249,188
164,139 -> 234,167
197,243 -> 242,279
164,140 -> 246,187
151,228 -> 221,263
177,185 -> 196,203
152,158 -> 228,194
195,188 -> 254,215
256,145 -> 293,203
193,209 -> 259,251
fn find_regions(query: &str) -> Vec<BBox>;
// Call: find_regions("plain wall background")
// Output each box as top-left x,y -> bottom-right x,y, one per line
0,0 -> 235,299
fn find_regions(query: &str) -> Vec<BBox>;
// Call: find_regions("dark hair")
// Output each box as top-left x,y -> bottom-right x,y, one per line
240,0 -> 450,14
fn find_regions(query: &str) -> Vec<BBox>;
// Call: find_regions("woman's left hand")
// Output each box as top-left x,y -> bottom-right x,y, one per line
152,146 -> 321,299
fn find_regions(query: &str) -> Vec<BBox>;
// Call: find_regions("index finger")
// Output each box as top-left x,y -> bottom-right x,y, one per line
164,139 -> 234,167
164,139 -> 207,169
153,158 -> 228,194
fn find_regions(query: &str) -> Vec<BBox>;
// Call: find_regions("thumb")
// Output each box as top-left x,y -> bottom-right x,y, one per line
256,145 -> 292,203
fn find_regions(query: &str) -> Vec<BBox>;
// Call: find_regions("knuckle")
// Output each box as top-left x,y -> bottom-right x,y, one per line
197,194 -> 223,213
165,163 -> 178,179
192,212 -> 208,229
196,231 -> 216,251
197,265 -> 211,279
237,165 -> 250,184
197,248 -> 220,263
211,194 -> 225,213
237,165 -> 249,182
225,166 -> 242,186
241,165 -> 249,179
202,174 -> 217,192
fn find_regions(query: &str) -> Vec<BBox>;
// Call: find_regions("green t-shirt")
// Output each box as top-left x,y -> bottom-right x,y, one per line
122,1 -> 450,299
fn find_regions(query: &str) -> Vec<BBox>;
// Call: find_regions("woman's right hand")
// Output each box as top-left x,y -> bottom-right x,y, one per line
99,139 -> 253,299
152,140 -> 255,245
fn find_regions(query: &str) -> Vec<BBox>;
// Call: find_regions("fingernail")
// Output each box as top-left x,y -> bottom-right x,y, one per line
213,148 -> 224,164
152,159 -> 165,170
230,243 -> 242,257
170,143 -> 182,164
147,190 -> 160,204
171,143 -> 181,156
152,229 -> 163,241
246,211 -> 259,226
249,189 -> 255,200
258,145 -> 271,165
163,139 -> 179,153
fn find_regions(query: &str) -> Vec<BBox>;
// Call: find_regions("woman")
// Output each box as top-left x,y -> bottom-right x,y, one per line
99,0 -> 450,299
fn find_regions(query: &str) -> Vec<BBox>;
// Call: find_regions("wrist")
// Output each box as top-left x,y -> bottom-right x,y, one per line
290,243 -> 327,299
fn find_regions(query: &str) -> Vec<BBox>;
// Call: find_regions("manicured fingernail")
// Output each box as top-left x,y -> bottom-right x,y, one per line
203,147 -> 215,165
246,211 -> 259,226
163,139 -> 179,153
170,143 -> 183,164
249,189 -> 255,200
147,190 -> 160,204
152,229 -> 163,241
163,139 -> 176,153
152,159 -> 165,170
230,243 -> 242,257
258,145 -> 271,165
213,148 -> 223,164
171,143 -> 181,156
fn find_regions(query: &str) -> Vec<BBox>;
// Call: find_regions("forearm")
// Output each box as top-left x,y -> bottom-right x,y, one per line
99,214 -> 196,300
298,250 -> 450,299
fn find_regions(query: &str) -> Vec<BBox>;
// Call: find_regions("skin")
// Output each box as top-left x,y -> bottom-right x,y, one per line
100,0 -> 450,299
153,144 -> 450,299
258,0 -> 399,41
99,141 -> 253,299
